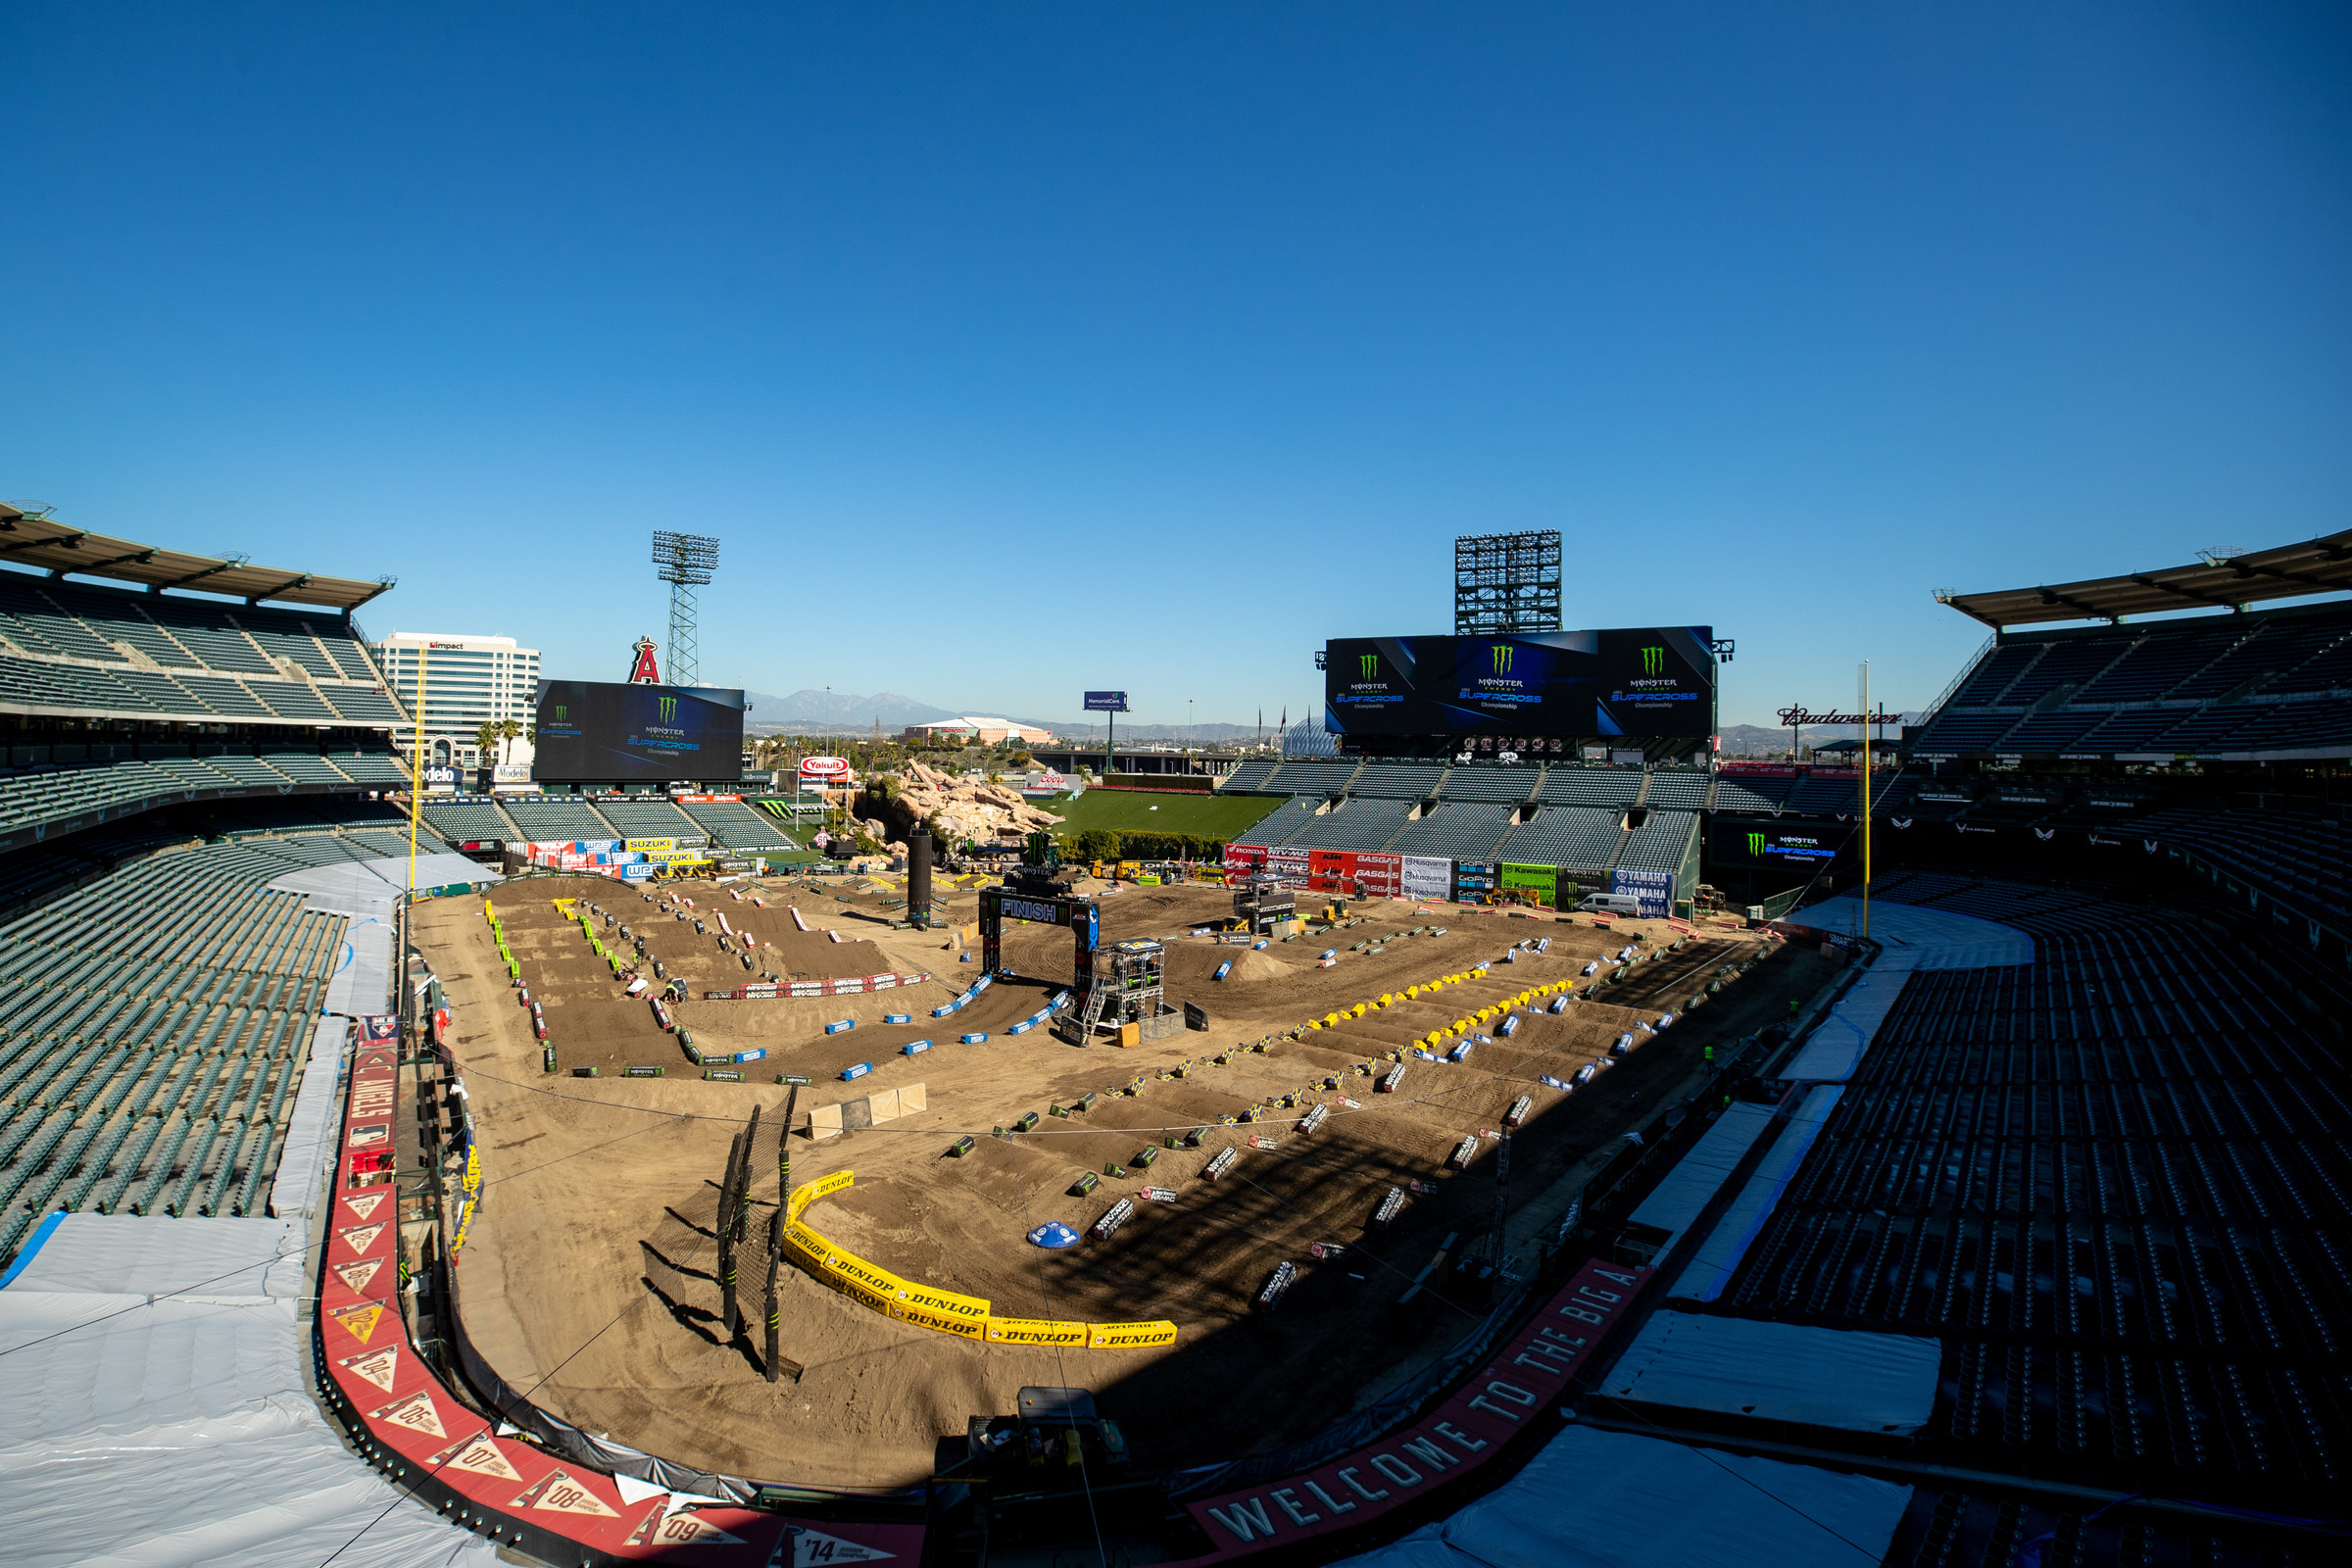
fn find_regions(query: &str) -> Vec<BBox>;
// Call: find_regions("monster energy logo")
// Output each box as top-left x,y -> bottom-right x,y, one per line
1747,832 -> 1766,856
1641,646 -> 1666,676
554,706 -> 567,720
1491,644 -> 1514,675
1359,653 -> 1378,678
658,696 -> 677,723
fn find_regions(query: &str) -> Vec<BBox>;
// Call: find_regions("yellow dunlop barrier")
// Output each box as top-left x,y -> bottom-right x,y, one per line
986,1318 -> 1089,1347
789,1169 -> 854,1219
894,1279 -> 992,1325
891,1298 -> 987,1339
1087,1321 -> 1179,1349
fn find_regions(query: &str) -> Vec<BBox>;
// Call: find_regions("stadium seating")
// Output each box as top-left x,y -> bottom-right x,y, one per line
0,839 -> 360,1258
500,798 -> 619,842
1616,809 -> 1696,871
1910,602 -> 2352,759
595,799 -> 702,839
1534,767 -> 1640,807
1278,797 -> 1418,851
1436,766 -> 1541,803
1346,762 -> 1446,799
1380,803 -> 1516,858
676,798 -> 801,852
1230,798 -> 1320,846
419,800 -> 520,846
1259,759 -> 1363,797
1709,775 -> 1794,812
1217,758 -> 1279,792
1494,806 -> 1624,871
334,747 -> 413,785
1720,883 -> 2352,1497
1639,769 -> 1711,808
0,572 -> 402,726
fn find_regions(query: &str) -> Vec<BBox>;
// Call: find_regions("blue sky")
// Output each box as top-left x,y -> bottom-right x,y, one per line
4,4 -> 2346,731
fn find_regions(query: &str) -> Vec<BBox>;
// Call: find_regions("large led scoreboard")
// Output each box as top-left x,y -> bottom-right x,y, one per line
1324,626 -> 1715,747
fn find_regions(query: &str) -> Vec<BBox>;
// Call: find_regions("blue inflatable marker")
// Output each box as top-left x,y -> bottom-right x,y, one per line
1213,960 -> 1233,981
731,1049 -> 767,1063
1321,949 -> 1339,961
960,1031 -> 988,1045
1027,1221 -> 1081,1249
841,1061 -> 872,1081
901,1039 -> 933,1055
1252,940 -> 1269,951
883,1012 -> 912,1025
825,1018 -> 856,1035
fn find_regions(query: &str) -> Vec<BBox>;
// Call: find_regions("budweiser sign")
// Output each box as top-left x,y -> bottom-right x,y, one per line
1775,706 -> 1903,728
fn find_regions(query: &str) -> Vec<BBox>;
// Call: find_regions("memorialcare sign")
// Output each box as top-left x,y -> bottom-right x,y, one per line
1178,1261 -> 1647,1560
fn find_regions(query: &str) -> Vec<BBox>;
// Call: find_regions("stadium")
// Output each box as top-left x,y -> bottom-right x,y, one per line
4,504 -> 2351,1568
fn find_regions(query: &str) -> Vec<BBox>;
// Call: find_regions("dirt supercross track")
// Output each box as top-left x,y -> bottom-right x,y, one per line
424,874 -> 1832,1488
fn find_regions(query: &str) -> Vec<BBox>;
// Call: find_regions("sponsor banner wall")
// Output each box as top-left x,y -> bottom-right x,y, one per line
1400,856 -> 1452,902
1223,844 -> 1269,875
1610,866 -> 1675,917
1453,860 -> 1496,901
1267,846 -> 1310,883
1497,861 -> 1558,906
1301,850 -> 1403,898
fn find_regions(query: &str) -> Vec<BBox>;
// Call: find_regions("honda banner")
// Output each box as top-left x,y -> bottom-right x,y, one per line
1224,844 -> 1269,874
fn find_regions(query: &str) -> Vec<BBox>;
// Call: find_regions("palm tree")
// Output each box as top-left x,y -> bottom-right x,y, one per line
496,717 -> 522,764
473,721 -> 498,766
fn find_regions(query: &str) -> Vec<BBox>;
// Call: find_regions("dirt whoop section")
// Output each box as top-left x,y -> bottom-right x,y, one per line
416,872 -> 1830,1497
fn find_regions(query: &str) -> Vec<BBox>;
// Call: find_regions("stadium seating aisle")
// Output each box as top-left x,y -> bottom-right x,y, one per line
676,797 -> 801,852
0,839 -> 368,1262
420,799 -> 521,847
1711,883 -> 2352,1502
500,797 -> 618,842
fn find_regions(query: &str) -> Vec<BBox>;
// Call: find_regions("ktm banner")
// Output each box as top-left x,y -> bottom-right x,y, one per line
1303,851 -> 1402,898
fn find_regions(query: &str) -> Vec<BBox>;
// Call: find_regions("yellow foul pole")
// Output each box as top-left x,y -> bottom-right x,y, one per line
407,646 -> 428,899
1860,661 -> 1871,941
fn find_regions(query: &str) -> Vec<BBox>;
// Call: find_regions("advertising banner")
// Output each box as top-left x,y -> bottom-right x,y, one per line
1400,855 -> 1452,902
1267,846 -> 1310,884
1610,866 -> 1675,917
1708,819 -> 1842,870
1498,861 -> 1558,906
1324,625 -> 1715,740
1223,844 -> 1269,874
624,837 -> 676,854
534,679 -> 747,783
1453,860 -> 1496,901
1301,850 -> 1400,897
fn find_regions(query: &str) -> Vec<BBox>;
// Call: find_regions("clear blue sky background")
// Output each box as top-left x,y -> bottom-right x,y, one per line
5,4 -> 2347,732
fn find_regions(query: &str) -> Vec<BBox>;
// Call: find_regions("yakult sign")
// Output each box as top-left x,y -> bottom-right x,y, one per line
799,756 -> 852,787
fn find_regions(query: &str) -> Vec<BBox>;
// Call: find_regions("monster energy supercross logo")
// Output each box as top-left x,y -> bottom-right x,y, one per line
1747,832 -> 1766,856
1491,645 -> 1513,675
658,696 -> 677,723
554,706 -> 566,720
1359,653 -> 1378,678
1642,646 -> 1666,676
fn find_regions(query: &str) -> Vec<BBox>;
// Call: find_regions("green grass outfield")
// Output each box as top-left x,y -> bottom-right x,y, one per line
1041,787 -> 1284,840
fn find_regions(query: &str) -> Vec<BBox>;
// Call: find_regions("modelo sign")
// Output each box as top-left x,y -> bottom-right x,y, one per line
799,757 -> 852,786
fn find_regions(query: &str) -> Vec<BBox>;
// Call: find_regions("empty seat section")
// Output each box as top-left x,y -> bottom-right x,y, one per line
1437,766 -> 1541,803
596,800 -> 700,839
1535,768 -> 1640,806
501,799 -> 618,841
320,686 -> 406,723
246,681 -> 338,721
1711,775 -> 1795,811
1641,770 -> 1710,808
233,610 -> 343,680
1262,760 -> 1361,796
1347,762 -> 1445,798
1380,803 -> 1514,858
419,800 -> 519,846
1218,758 -> 1279,792
1235,798 -> 1322,846
1280,797 -> 1415,851
138,603 -> 275,673
1616,809 -> 1695,870
260,752 -> 352,785
1494,806 -> 1623,870
676,799 -> 800,851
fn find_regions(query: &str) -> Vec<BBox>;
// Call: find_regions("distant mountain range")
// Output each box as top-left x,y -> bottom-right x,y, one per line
1718,718 -> 1918,757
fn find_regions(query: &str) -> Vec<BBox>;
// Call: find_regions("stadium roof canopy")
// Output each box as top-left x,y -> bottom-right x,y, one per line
0,502 -> 393,612
1935,528 -> 2352,629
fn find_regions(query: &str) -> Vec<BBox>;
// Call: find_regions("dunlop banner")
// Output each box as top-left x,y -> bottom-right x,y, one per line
1087,1320 -> 1180,1349
788,1169 -> 854,1219
890,1299 -> 988,1340
893,1280 -> 992,1324
985,1318 -> 1089,1347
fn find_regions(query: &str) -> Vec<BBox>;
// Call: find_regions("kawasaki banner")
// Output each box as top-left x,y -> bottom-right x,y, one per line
1400,856 -> 1452,902
1610,867 -> 1674,918
1498,862 -> 1558,907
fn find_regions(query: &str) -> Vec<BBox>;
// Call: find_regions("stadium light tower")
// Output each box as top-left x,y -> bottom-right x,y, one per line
1453,530 -> 1562,636
651,530 -> 720,687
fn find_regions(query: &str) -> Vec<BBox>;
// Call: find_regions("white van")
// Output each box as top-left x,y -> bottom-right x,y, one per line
1575,893 -> 1643,917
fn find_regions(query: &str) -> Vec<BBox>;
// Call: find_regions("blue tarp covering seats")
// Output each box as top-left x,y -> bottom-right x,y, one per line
1337,1422 -> 1909,1568
1027,1222 -> 1081,1249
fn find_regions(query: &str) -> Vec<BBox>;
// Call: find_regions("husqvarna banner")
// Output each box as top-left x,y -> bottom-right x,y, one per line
1400,856 -> 1452,901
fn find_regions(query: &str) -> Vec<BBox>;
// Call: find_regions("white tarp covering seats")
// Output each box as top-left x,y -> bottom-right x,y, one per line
1602,1313 -> 1943,1435
1338,1421 -> 1911,1568
0,1212 -> 496,1568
